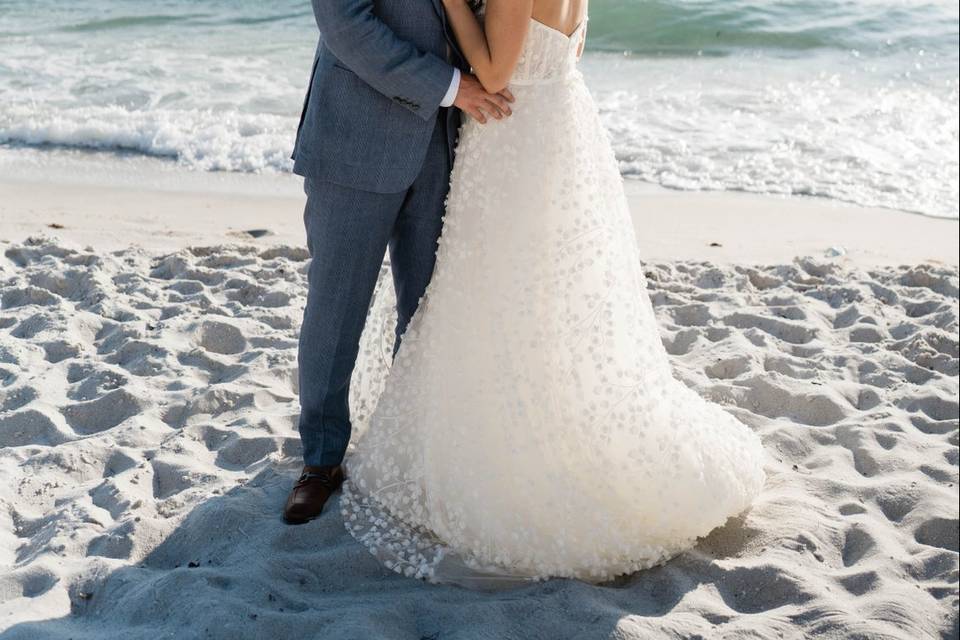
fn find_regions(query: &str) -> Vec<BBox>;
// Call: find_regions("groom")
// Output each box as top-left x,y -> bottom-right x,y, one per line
283,0 -> 513,524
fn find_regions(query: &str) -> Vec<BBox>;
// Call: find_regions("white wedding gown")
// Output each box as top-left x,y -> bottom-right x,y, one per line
340,15 -> 766,588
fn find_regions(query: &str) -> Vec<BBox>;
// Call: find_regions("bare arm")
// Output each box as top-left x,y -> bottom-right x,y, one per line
441,0 -> 533,94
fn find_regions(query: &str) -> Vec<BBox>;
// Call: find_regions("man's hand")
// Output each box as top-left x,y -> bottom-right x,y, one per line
453,73 -> 515,124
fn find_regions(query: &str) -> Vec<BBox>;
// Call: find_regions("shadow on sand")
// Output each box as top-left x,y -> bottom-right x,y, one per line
0,466 -> 759,640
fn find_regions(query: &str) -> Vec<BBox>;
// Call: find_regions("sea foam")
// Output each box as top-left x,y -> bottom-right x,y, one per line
0,105 -> 295,173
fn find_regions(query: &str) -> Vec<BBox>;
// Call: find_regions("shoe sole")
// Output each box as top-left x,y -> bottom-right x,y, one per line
282,507 -> 323,525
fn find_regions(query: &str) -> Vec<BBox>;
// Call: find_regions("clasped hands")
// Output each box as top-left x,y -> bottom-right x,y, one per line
453,73 -> 514,124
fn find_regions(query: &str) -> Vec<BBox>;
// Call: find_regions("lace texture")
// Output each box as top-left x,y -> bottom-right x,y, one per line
510,19 -> 585,84
340,16 -> 766,588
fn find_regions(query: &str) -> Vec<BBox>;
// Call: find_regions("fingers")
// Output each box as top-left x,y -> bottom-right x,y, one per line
487,93 -> 512,117
467,106 -> 487,124
463,87 -> 516,124
481,98 -> 505,120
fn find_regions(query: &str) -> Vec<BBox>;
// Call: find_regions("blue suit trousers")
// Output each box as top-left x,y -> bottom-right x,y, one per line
297,111 -> 451,467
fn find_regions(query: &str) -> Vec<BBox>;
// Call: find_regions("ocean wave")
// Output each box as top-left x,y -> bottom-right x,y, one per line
0,105 -> 296,173
591,53 -> 959,219
59,14 -> 203,33
2,82 -> 956,219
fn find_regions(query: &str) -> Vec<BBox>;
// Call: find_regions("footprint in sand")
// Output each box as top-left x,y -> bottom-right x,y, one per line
0,409 -> 69,447
196,320 -> 248,355
841,525 -> 877,567
60,388 -> 146,436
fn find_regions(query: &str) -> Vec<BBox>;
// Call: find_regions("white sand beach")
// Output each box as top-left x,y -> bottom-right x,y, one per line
2,178 -> 957,265
0,180 -> 958,639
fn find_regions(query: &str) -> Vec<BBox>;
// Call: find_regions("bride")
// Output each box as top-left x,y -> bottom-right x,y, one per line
341,0 -> 766,587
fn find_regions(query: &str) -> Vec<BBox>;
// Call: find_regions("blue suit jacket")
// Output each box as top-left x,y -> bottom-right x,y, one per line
291,0 -> 466,194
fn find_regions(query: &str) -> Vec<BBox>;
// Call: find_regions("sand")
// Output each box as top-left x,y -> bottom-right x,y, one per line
0,180 -> 957,639
1,177 -> 957,265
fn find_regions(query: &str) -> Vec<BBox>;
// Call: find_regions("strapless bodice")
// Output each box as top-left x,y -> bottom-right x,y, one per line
509,18 -> 586,85
471,6 -> 588,86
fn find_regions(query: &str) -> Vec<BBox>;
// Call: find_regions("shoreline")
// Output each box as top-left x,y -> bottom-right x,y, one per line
1,176 -> 956,266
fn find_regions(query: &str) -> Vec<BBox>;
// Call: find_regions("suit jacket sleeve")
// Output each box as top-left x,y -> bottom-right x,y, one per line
312,0 -> 456,121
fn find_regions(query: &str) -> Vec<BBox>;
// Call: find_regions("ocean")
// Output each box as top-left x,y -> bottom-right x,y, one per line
0,0 -> 957,218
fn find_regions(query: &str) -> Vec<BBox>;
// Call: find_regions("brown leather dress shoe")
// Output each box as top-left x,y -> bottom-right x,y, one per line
282,465 -> 345,525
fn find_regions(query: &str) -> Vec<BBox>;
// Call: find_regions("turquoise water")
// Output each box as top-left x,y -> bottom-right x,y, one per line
1,0 -> 957,217
590,0 -> 959,54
